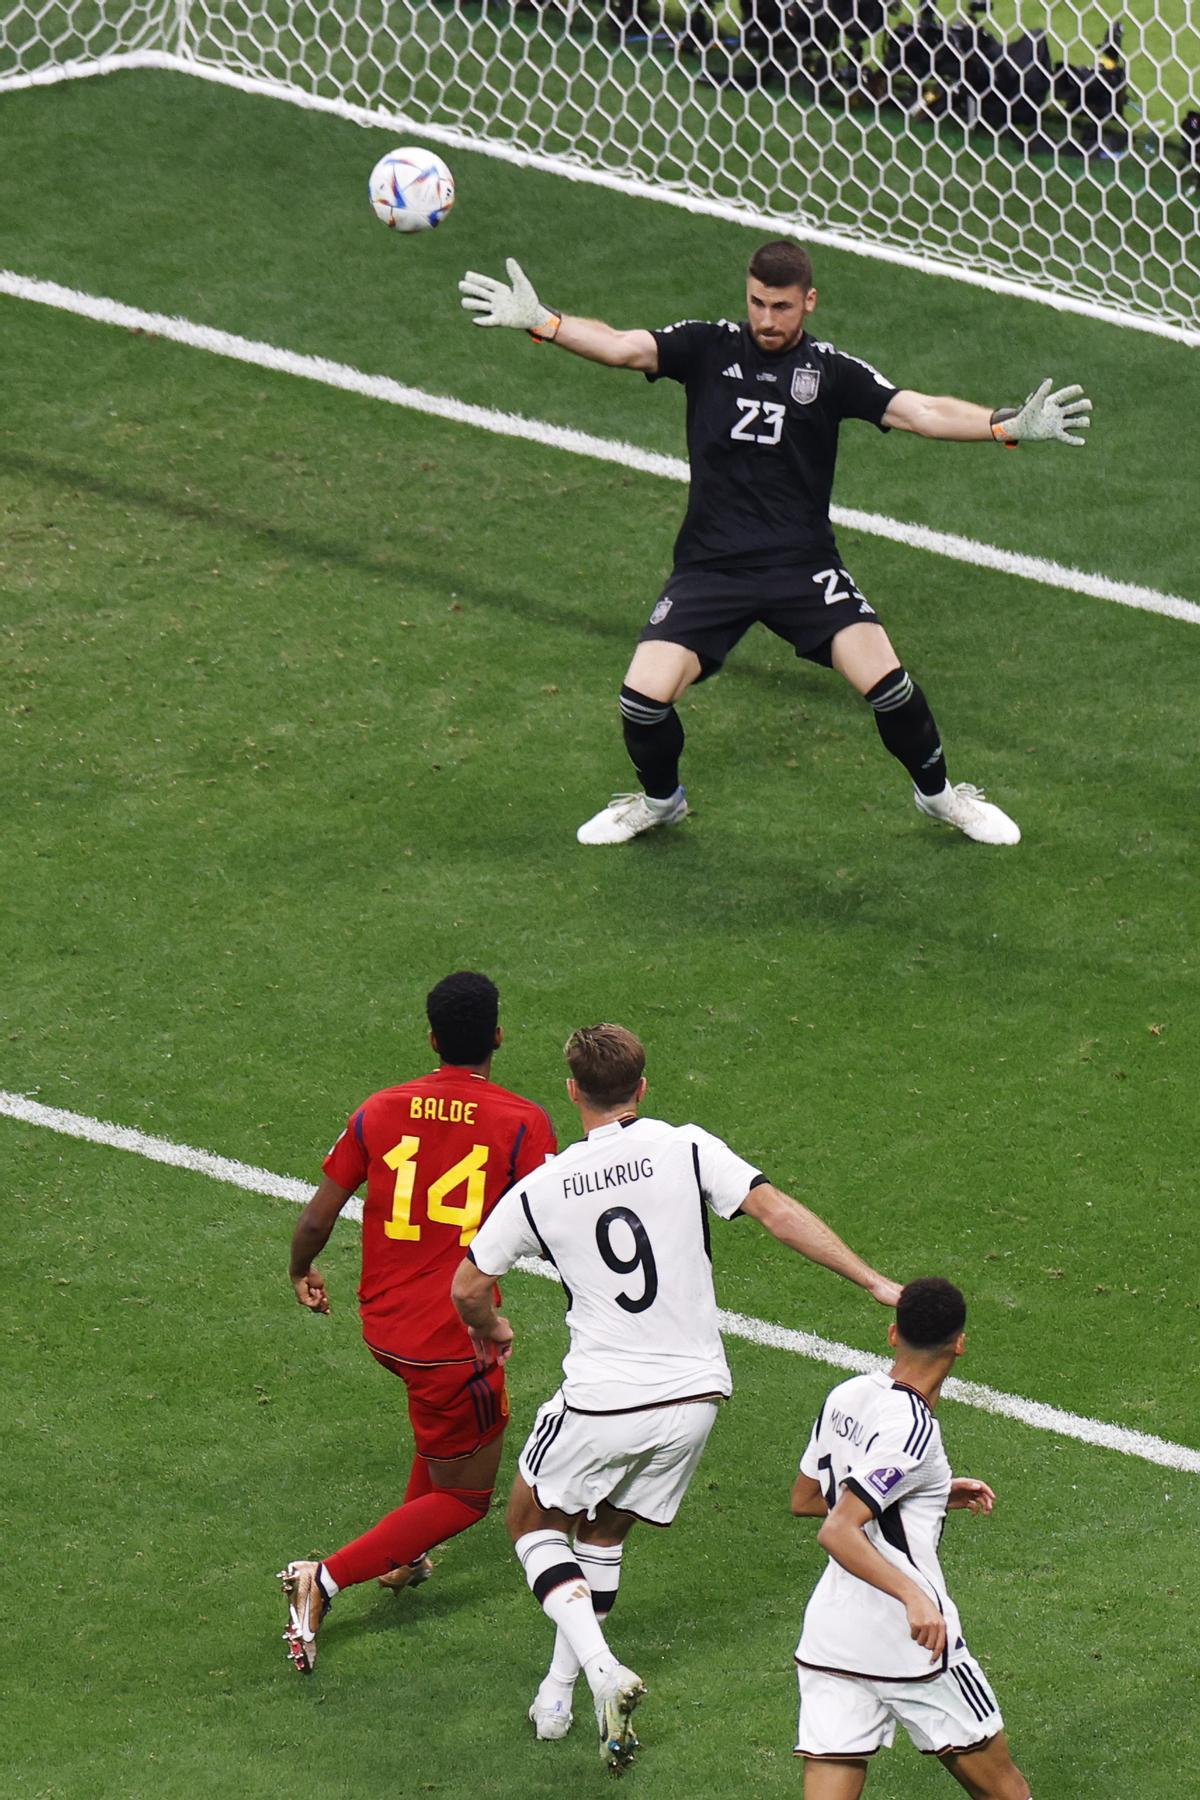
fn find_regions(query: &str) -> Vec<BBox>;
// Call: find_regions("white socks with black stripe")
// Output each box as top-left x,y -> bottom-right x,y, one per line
545,1539 -> 625,1690
516,1529 -> 617,1696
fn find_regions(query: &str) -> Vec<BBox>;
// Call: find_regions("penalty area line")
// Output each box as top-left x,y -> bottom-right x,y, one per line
4,1085 -> 1198,1477
1,267 -> 1197,629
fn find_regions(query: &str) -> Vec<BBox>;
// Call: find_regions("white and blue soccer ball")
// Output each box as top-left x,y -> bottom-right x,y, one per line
368,147 -> 455,233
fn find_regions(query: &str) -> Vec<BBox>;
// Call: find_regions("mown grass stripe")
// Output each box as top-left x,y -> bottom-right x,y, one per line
5,1086 -> 1197,1475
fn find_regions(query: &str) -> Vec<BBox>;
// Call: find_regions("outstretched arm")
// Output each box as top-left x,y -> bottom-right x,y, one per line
459,258 -> 658,372
885,378 -> 1091,446
552,315 -> 659,370
883,390 -> 994,441
738,1182 -> 901,1306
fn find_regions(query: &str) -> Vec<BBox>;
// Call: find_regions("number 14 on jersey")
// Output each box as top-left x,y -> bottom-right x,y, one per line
382,1136 -> 489,1245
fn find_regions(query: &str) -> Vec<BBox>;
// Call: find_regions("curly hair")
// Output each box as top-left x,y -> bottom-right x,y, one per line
896,1277 -> 967,1349
426,971 -> 500,1066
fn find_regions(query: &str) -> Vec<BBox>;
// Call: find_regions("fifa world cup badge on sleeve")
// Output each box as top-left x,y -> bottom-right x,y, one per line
866,1465 -> 905,1497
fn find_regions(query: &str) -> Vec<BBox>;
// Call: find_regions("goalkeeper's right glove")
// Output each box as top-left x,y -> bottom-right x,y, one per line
458,258 -> 562,341
990,377 -> 1092,447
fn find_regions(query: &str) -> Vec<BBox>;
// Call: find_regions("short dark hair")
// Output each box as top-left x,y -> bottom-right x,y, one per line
748,240 -> 815,291
426,971 -> 499,1066
896,1278 -> 966,1350
564,1023 -> 645,1109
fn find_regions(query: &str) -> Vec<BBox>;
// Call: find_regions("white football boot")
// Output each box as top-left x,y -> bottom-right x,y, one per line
576,788 -> 687,846
914,782 -> 1020,846
277,1560 -> 330,1673
529,1679 -> 575,1741
594,1665 -> 646,1771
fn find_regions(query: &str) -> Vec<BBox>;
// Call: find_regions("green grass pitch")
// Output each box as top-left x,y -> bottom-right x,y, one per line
4,68 -> 1199,1799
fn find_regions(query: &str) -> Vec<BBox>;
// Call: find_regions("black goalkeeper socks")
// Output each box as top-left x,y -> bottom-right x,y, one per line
865,667 -> 948,797
619,686 -> 685,800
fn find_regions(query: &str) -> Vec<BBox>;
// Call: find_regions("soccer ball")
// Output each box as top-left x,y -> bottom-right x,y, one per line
368,147 -> 455,233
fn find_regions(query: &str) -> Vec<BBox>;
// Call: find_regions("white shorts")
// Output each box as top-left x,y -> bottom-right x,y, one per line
518,1389 -> 719,1525
795,1657 -> 1004,1760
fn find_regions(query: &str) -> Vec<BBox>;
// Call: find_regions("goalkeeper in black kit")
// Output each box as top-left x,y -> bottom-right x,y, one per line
459,241 -> 1091,848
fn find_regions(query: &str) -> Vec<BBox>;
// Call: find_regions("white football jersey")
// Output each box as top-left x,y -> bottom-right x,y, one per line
796,1369 -> 969,1681
466,1115 -> 762,1411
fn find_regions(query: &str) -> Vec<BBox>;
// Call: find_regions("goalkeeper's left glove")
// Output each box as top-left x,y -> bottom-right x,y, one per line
458,258 -> 562,341
990,377 -> 1092,447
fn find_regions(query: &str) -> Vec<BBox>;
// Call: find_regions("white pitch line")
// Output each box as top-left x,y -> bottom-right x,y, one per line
5,1087 -> 1197,1476
2,268 -> 1197,628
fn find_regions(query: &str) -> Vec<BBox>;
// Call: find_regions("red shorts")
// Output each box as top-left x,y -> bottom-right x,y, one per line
367,1346 -> 509,1460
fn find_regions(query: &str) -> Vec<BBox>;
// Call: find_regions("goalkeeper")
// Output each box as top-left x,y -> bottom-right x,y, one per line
459,241 -> 1091,848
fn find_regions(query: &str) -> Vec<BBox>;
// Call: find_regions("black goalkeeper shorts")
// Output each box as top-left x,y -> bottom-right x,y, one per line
637,562 -> 886,678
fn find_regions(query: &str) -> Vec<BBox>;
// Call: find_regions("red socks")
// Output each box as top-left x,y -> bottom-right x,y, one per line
323,1486 -> 491,1590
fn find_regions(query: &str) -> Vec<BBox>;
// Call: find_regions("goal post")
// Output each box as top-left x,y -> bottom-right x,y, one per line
2,0 -> 1197,342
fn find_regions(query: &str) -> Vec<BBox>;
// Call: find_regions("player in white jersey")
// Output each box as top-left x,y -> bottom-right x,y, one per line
790,1278 -> 1032,1800
451,1022 -> 902,1773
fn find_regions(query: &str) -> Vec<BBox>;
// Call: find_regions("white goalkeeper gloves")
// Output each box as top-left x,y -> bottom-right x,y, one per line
458,258 -> 562,341
991,377 -> 1092,447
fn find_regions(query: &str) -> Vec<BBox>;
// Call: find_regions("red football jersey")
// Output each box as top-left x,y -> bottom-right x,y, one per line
324,1066 -> 557,1363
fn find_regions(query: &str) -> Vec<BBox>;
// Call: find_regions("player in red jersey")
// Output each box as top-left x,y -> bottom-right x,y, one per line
277,971 -> 557,1672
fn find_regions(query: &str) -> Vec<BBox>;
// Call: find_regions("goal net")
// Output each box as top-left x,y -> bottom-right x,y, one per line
3,0 -> 1197,339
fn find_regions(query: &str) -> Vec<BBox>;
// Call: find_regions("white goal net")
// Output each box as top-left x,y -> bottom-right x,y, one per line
3,0 -> 1197,339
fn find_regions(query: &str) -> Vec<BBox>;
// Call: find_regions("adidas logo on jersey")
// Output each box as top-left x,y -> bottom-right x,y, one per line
721,362 -> 743,380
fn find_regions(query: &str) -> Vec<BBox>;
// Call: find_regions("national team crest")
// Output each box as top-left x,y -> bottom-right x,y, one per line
790,367 -> 821,405
649,596 -> 673,624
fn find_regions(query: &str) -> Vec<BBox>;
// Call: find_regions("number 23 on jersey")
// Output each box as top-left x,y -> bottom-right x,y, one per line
730,397 -> 786,445
382,1135 -> 490,1246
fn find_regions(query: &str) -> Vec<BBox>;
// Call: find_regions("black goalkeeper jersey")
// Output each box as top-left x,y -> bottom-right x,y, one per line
648,320 -> 900,572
